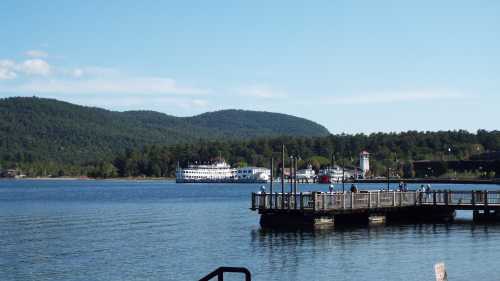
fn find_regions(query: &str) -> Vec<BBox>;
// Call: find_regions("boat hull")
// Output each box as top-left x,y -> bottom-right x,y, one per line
176,178 -> 268,184
318,175 -> 331,184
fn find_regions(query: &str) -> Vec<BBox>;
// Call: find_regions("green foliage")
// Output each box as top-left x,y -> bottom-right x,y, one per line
306,156 -> 331,171
1,97 -> 500,179
103,132 -> 500,178
0,96 -> 329,167
88,162 -> 118,178
234,161 -> 249,168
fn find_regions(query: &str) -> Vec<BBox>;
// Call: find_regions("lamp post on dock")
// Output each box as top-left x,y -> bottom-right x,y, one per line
289,156 -> 294,193
387,166 -> 390,191
281,145 -> 285,195
293,156 -> 300,194
387,155 -> 398,190
293,156 -> 301,194
269,158 -> 273,194
342,157 -> 345,192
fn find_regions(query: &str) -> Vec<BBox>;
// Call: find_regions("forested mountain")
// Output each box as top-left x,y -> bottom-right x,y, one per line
1,97 -> 499,179
0,97 -> 330,164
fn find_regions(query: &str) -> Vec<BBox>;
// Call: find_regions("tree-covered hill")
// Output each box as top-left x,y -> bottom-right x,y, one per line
2,96 -> 499,179
0,96 -> 330,164
189,110 -> 326,138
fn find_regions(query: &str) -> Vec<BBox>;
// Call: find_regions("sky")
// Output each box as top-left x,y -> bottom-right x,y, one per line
0,0 -> 499,133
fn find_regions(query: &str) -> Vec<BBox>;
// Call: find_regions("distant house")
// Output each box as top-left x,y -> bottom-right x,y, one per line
0,169 -> 25,178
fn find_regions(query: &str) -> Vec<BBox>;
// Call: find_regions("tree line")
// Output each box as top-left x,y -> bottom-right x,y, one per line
3,130 -> 499,179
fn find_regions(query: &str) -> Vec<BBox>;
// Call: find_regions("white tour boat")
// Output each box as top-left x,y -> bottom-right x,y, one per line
176,160 -> 237,183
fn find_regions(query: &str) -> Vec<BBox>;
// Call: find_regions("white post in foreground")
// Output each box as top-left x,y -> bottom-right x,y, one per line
435,262 -> 448,281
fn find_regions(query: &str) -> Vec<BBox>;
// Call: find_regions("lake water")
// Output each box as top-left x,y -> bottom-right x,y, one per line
1,180 -> 500,281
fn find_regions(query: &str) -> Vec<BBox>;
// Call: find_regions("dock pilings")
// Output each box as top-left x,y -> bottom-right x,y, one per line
252,190 -> 500,228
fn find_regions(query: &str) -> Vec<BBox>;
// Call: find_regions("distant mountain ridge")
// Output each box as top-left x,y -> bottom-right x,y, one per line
0,97 -> 329,164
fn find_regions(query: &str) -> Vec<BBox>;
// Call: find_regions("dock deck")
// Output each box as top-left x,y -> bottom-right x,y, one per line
251,190 -> 500,227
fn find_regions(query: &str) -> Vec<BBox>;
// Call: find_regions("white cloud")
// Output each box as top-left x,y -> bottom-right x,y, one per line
65,96 -> 210,113
0,58 -> 52,78
0,53 -> 208,96
192,99 -> 208,107
0,69 -> 17,80
5,76 -> 209,95
19,59 -> 51,76
72,66 -> 120,78
237,84 -> 288,99
72,68 -> 84,78
0,60 -> 15,68
324,91 -> 467,105
26,50 -> 48,58
56,66 -> 120,78
0,60 -> 17,80
0,53 -> 210,105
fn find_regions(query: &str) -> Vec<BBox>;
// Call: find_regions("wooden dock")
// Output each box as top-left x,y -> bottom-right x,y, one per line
251,190 -> 500,227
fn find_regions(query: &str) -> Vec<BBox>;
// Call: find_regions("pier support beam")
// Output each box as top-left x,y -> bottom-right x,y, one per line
473,209 -> 500,223
334,212 -> 369,225
260,211 -> 387,228
260,212 -> 335,228
368,215 -> 386,225
385,207 -> 456,223
259,207 -> 459,229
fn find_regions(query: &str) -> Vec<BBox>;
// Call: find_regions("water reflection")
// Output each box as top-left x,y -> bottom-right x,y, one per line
3,181 -> 500,281
250,221 -> 500,280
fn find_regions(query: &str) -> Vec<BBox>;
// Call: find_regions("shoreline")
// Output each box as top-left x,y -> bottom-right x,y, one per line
1,177 -> 176,181
348,178 -> 500,185
1,177 -> 499,185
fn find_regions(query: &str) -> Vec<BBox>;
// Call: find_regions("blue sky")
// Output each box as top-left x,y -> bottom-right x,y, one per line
0,0 -> 498,133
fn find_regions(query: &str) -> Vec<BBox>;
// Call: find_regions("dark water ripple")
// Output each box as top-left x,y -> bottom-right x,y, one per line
1,180 -> 500,281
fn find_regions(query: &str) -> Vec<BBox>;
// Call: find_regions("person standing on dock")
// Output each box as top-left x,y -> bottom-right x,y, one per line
425,184 -> 432,202
259,185 -> 266,194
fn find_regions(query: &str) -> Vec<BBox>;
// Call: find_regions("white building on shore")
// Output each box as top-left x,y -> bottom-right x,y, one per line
236,167 -> 270,182
360,151 -> 370,178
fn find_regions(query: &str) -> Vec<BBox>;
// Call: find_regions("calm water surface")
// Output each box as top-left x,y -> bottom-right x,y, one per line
1,180 -> 500,281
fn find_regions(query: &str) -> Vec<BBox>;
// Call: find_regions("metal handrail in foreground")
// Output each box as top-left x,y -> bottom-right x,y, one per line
199,267 -> 251,281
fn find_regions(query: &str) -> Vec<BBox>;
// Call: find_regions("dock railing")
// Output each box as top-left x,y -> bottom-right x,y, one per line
251,190 -> 500,212
252,191 -> 419,211
419,190 -> 500,206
